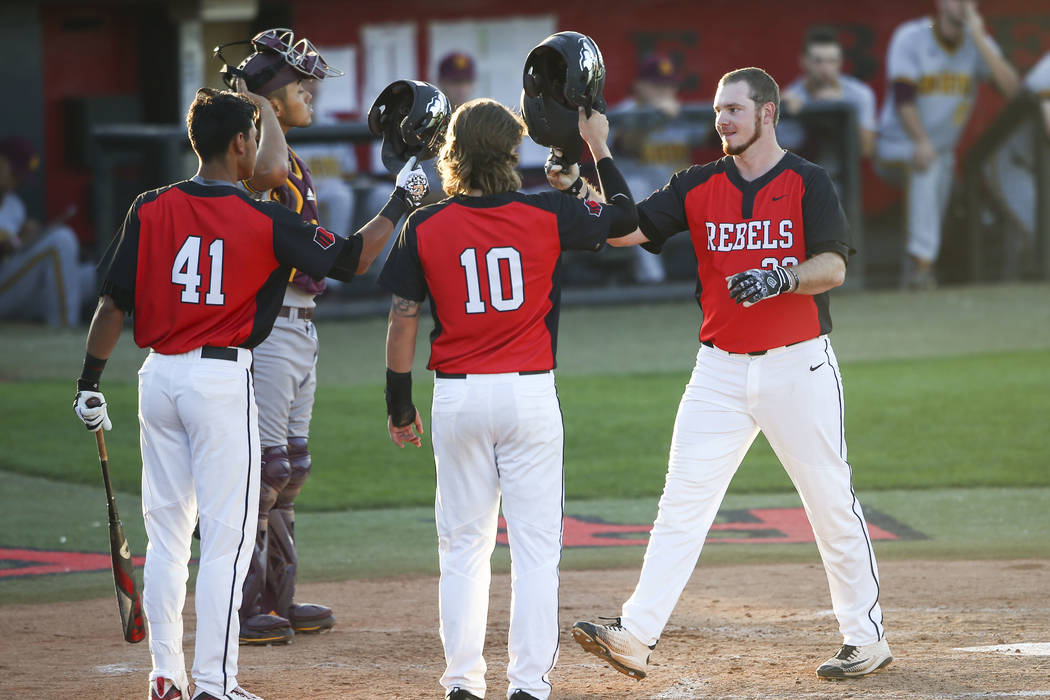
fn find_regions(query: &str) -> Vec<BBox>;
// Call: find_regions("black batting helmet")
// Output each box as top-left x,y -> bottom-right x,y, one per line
521,31 -> 606,163
368,80 -> 452,174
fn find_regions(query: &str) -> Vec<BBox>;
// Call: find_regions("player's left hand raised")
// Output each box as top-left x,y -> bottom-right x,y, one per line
726,264 -> 798,307
395,156 -> 429,208
388,411 -> 424,448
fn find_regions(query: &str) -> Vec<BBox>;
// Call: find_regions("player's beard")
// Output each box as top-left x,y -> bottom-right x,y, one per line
722,111 -> 763,156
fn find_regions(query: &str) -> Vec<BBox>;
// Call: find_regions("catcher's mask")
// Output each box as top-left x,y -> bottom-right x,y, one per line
214,28 -> 343,95
367,80 -> 451,174
521,31 -> 606,162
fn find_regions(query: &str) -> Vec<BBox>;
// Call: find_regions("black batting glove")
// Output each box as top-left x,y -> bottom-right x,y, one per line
726,264 -> 798,307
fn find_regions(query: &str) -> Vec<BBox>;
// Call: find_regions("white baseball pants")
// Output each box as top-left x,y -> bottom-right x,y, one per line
432,371 -> 564,700
137,347 -> 259,698
621,337 -> 885,648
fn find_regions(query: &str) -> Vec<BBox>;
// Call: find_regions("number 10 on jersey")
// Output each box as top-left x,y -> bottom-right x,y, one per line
459,247 -> 524,314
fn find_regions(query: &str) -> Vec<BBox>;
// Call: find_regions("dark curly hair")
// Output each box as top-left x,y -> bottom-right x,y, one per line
186,87 -> 258,162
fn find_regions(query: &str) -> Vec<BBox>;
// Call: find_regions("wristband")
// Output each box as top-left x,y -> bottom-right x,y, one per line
566,176 -> 585,197
787,267 -> 800,293
385,368 -> 415,427
78,352 -> 107,391
379,189 -> 410,223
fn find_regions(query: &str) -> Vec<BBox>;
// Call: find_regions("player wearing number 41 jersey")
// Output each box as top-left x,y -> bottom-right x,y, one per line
564,68 -> 892,682
71,87 -> 422,700
380,99 -> 637,700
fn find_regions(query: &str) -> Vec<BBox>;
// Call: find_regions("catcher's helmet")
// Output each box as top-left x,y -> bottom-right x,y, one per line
521,31 -> 606,163
215,28 -> 343,95
367,80 -> 452,173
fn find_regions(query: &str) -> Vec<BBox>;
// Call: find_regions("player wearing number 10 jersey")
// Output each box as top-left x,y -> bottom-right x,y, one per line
73,88 -> 420,700
379,99 -> 636,700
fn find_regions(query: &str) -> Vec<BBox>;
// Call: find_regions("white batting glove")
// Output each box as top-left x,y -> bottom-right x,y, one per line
74,390 -> 112,432
395,156 -> 429,208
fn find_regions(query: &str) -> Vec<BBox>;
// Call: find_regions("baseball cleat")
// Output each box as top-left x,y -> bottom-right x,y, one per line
149,677 -> 182,699
239,612 -> 294,646
572,618 -> 654,679
816,638 -> 893,679
193,687 -> 264,700
509,691 -> 540,700
288,602 -> 335,633
445,687 -> 482,700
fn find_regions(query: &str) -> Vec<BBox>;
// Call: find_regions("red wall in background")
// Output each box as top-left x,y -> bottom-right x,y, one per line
294,0 -> 1050,214
41,5 -> 140,243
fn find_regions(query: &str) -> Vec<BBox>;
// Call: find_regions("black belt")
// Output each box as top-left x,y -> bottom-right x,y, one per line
201,345 -> 240,361
278,306 -> 314,320
701,339 -> 807,356
436,369 -> 551,379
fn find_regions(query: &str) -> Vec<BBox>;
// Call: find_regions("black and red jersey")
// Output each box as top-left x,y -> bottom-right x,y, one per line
638,152 -> 852,353
379,190 -> 617,374
97,178 -> 361,354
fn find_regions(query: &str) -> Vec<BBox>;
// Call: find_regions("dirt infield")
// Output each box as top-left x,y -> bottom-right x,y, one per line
4,559 -> 1048,699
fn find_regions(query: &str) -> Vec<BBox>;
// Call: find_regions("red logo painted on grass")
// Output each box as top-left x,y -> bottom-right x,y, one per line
0,547 -> 146,578
496,508 -> 912,547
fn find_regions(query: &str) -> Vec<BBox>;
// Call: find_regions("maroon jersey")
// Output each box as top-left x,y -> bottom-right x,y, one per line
97,179 -> 361,354
379,191 -> 618,374
638,152 -> 852,353
243,145 -> 325,295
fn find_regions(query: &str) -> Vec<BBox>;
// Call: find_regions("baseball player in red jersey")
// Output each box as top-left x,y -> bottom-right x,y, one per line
564,68 -> 892,681
71,88 -> 425,700
218,28 -> 347,645
380,99 -> 637,700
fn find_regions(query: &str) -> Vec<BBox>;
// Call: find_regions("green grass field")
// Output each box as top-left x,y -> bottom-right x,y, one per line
2,283 -> 1048,602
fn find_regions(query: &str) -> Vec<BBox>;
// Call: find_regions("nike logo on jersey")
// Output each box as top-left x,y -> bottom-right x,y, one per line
809,362 -> 825,371
772,194 -> 787,201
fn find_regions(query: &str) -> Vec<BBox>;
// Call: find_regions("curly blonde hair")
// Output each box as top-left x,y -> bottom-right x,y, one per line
437,98 -> 524,196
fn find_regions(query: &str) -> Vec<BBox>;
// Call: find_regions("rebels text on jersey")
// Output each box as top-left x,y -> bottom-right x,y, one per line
379,191 -> 615,374
98,179 -> 362,354
639,152 -> 852,353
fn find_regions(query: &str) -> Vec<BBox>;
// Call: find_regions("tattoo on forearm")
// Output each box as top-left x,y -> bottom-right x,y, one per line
391,295 -> 422,317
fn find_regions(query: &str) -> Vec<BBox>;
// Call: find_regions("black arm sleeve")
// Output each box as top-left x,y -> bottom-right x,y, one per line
97,194 -> 144,313
636,167 -> 696,254
801,165 -> 854,263
594,157 -> 638,236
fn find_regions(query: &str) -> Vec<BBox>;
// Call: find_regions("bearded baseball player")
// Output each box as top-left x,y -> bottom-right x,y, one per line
72,87 -> 426,700
216,28 -> 344,644
380,97 -> 637,700
876,0 -> 1019,289
560,67 -> 893,681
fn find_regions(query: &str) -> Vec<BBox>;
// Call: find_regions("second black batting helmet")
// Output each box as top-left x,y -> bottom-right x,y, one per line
368,80 -> 452,174
521,31 -> 607,163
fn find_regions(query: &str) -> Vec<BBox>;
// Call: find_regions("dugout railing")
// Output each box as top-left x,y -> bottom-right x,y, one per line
961,90 -> 1050,282
90,103 -> 865,313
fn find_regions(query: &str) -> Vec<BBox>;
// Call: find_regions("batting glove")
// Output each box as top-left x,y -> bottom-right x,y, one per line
74,390 -> 112,432
394,156 -> 429,208
545,148 -> 584,195
726,264 -> 798,307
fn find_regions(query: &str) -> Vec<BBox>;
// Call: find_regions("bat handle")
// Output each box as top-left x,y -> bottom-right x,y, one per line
95,429 -> 109,462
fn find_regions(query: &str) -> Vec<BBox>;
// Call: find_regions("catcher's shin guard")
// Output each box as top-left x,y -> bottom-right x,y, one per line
241,445 -> 290,619
267,438 -> 334,632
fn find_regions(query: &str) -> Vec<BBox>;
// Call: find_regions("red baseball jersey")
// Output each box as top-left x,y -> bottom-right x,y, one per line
638,152 -> 852,353
98,179 -> 361,354
379,191 -> 617,374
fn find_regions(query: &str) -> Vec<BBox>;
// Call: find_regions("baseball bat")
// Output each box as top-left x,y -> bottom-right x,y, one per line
94,428 -> 147,643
